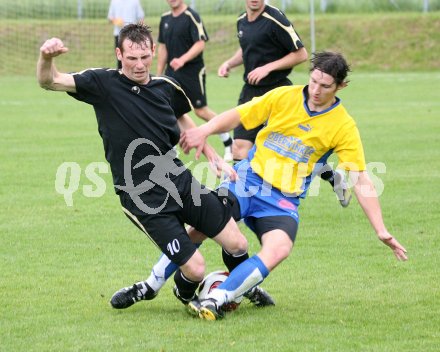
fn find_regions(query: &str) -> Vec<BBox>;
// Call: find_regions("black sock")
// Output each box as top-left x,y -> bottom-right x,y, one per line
223,137 -> 233,147
222,248 -> 249,272
173,269 -> 200,301
319,164 -> 335,187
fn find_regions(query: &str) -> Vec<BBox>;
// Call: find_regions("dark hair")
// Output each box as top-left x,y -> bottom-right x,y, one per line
117,23 -> 154,53
310,51 -> 351,86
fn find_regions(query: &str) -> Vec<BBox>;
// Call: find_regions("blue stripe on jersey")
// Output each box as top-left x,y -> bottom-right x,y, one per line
299,149 -> 333,198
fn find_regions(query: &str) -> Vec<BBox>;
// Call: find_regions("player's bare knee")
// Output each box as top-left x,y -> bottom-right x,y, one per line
232,141 -> 251,160
187,226 -> 207,244
270,241 -> 293,264
276,243 -> 292,262
260,240 -> 292,268
224,231 -> 248,256
194,107 -> 210,122
221,220 -> 248,253
235,233 -> 248,253
181,250 -> 206,282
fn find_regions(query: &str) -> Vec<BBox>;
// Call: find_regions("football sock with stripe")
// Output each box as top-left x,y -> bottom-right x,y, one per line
207,255 -> 269,306
219,133 -> 233,147
146,243 -> 201,292
318,163 -> 335,186
146,253 -> 177,292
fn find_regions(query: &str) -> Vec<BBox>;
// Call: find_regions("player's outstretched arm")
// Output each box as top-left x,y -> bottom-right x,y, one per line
350,170 -> 408,261
176,113 -> 217,157
37,38 -> 76,92
177,114 -> 237,180
201,143 -> 238,181
180,108 -> 241,158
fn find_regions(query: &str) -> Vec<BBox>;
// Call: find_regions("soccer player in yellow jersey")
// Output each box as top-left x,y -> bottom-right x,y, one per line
180,51 -> 408,320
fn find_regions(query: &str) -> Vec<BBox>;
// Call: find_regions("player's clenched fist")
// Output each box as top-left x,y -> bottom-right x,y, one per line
40,38 -> 69,59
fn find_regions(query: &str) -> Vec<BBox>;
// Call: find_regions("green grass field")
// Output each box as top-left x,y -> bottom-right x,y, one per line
1,70 -> 439,351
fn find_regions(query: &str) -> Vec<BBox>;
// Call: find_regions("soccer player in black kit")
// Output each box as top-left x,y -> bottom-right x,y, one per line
218,0 -> 351,206
157,0 -> 233,162
37,24 -> 249,314
218,0 -> 308,162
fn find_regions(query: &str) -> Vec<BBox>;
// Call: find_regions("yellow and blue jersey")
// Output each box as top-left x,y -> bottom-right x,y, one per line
236,85 -> 366,196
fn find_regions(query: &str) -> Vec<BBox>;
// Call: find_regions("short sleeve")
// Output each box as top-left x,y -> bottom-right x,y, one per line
236,91 -> 274,130
270,15 -> 304,52
334,123 -> 366,172
188,11 -> 209,42
158,17 -> 165,43
168,78 -> 193,117
67,69 -> 108,105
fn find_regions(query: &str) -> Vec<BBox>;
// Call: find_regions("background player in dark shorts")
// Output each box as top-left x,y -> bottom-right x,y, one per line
37,23 -> 249,313
233,77 -> 293,142
218,0 -> 351,206
157,0 -> 233,162
217,0 -> 307,162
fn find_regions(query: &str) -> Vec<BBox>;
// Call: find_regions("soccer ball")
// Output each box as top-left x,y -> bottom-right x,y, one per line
198,270 -> 242,312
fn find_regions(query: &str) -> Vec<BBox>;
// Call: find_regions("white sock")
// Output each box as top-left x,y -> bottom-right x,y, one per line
145,254 -> 177,292
219,132 -> 231,143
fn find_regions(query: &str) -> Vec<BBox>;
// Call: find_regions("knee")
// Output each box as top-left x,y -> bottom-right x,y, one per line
232,141 -> 251,160
276,242 -> 293,262
181,250 -> 206,282
225,232 -> 248,256
194,108 -> 209,121
237,233 -> 249,253
259,241 -> 293,270
187,226 -> 207,244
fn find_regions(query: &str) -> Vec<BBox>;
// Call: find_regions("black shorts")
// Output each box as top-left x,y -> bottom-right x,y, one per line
245,215 -> 298,243
234,79 -> 293,142
166,66 -> 207,109
119,169 -> 231,266
217,189 -> 298,243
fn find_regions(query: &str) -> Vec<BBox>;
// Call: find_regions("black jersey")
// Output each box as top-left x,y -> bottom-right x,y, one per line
67,69 -> 192,192
237,5 -> 304,87
158,7 -> 208,69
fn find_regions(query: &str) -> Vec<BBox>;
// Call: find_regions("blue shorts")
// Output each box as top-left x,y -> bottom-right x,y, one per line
218,160 -> 300,240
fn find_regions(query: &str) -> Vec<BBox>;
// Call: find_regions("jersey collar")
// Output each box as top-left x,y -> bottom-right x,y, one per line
302,85 -> 341,117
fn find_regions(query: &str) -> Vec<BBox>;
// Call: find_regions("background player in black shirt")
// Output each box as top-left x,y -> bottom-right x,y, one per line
218,0 -> 350,206
157,0 -> 233,162
37,24 -> 249,313
218,0 -> 308,162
